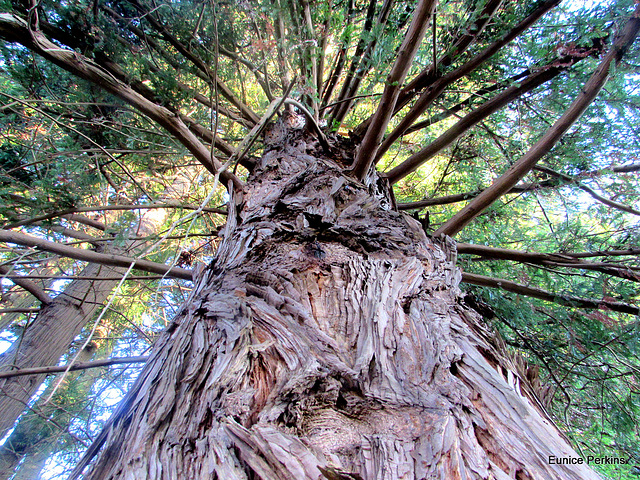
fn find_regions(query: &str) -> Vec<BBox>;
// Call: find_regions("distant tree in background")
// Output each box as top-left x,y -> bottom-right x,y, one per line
0,0 -> 638,478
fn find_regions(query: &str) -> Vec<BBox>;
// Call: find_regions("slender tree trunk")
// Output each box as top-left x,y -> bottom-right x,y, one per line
0,344 -> 101,480
0,262 -> 125,441
75,130 -> 599,480
8,446 -> 48,480
0,173 -> 193,440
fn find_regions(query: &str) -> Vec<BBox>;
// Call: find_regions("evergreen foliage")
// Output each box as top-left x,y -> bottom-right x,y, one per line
0,0 -> 638,478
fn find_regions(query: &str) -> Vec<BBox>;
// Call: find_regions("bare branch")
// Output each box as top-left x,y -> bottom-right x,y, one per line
461,272 -> 639,315
565,248 -> 640,259
320,0 -> 354,108
457,243 -> 640,282
352,0 -> 561,136
0,356 -> 149,379
435,6 -> 640,237
0,264 -> 52,304
3,203 -> 226,230
384,48 -> 597,182
0,230 -> 193,280
328,0 -> 393,128
398,163 -> 640,209
534,166 -> 640,216
351,0 -> 437,179
0,308 -> 40,315
398,0 -> 561,111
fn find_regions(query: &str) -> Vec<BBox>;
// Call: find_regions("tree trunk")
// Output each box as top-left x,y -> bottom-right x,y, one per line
0,173 -> 193,440
0,343 -> 108,480
76,131 -> 599,480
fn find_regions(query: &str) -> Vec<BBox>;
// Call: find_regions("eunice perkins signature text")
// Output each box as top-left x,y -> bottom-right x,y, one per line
549,456 -> 632,465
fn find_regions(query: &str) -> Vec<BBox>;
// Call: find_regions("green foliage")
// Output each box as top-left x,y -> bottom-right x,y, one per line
0,0 -> 638,477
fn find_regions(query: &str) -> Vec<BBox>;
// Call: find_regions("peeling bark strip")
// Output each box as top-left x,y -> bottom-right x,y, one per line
72,130 -> 599,480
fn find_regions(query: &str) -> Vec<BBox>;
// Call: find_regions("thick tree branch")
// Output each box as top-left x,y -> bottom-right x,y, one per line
352,0 -> 437,179
565,248 -> 640,259
0,230 -> 193,280
0,356 -> 149,379
404,70 -> 531,134
457,243 -> 640,281
461,272 -> 639,315
397,0 -> 560,111
435,6 -> 640,237
0,265 -> 52,304
61,214 -> 106,231
384,48 -> 597,182
398,163 -> 640,209
0,308 -> 40,315
3,203 -> 226,230
0,13 -> 242,190
352,0 -> 560,137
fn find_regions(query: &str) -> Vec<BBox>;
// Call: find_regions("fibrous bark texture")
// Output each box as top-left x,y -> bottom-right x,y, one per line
77,129 -> 599,480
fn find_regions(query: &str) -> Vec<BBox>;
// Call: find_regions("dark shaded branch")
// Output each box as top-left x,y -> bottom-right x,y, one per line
384,48 -> 597,182
565,248 -> 640,259
0,265 -> 52,304
352,0 -> 437,179
272,0 -> 291,93
0,308 -> 40,314
457,243 -> 640,282
299,0 -> 319,116
435,6 -> 640,237
405,70 -> 531,134
328,0 -> 393,128
3,203 -> 226,230
398,163 -> 640,209
0,356 -> 149,379
102,6 -> 254,127
320,0 -> 354,108
1,274 -> 171,281
534,166 -> 640,216
0,13 -> 242,190
127,0 -> 260,126
0,230 -> 193,280
461,272 -> 639,315
433,0 -> 504,73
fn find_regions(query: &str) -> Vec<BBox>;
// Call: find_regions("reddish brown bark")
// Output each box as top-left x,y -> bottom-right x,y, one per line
351,0 -> 437,179
70,129 -> 599,480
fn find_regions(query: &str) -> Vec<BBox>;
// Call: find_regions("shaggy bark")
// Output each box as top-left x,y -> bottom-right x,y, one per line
72,130 -> 599,480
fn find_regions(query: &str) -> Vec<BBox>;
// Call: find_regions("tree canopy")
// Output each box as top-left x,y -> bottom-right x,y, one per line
0,0 -> 639,478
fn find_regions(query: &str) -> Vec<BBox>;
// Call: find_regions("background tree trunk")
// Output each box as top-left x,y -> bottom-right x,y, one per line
75,131 -> 599,480
0,172 -> 193,440
0,343 -> 103,480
